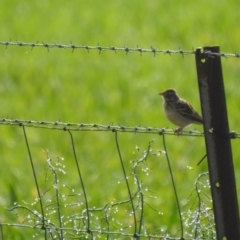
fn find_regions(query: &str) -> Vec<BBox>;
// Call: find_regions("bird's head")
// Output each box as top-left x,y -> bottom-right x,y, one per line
159,89 -> 179,102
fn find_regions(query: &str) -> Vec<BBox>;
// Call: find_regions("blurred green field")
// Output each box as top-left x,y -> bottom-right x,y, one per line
0,0 -> 240,239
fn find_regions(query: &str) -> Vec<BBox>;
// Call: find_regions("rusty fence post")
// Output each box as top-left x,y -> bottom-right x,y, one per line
195,46 -> 240,239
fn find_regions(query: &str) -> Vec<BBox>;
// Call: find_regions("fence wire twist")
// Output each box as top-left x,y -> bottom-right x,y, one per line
1,40 -> 240,58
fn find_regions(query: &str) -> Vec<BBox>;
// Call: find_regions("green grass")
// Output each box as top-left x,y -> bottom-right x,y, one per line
0,0 -> 240,238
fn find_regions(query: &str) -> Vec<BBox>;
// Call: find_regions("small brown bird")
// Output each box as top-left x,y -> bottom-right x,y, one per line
159,89 -> 203,132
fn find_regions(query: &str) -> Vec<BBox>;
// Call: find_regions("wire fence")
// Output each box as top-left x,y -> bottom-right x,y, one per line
1,40 -> 240,58
1,40 -> 240,239
0,119 -> 215,239
0,119 -> 216,239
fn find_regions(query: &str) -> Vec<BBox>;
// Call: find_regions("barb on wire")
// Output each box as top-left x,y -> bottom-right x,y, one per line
1,40 -> 240,58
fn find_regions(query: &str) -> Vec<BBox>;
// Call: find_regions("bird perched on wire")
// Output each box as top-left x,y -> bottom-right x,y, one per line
159,89 -> 203,132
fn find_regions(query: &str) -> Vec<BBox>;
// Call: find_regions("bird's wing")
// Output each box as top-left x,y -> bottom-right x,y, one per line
176,99 -> 203,124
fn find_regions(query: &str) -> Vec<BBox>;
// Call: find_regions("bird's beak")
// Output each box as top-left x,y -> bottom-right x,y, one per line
159,92 -> 163,96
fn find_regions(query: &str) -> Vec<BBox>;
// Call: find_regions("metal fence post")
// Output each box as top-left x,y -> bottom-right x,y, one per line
195,46 -> 240,239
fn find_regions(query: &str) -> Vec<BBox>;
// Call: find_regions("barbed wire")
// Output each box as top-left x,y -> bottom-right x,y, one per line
1,40 -> 240,58
1,118 -> 239,139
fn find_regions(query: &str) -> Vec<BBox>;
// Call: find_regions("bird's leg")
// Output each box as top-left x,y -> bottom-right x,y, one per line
174,127 -> 183,134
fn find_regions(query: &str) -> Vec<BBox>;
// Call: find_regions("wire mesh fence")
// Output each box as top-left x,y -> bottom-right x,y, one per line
0,119 -> 217,239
